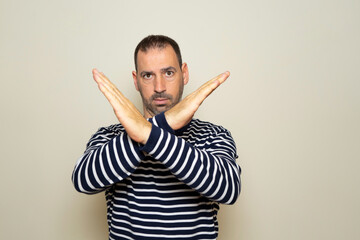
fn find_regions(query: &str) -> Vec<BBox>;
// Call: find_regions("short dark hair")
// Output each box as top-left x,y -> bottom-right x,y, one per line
134,35 -> 183,71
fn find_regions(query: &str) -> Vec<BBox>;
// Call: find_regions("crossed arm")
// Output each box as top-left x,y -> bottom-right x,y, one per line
92,68 -> 230,144
72,69 -> 241,204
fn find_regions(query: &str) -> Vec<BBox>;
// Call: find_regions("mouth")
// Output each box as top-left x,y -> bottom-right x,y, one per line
153,98 -> 169,105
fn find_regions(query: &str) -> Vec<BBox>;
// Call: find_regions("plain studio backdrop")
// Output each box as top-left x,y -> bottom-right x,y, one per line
0,0 -> 359,239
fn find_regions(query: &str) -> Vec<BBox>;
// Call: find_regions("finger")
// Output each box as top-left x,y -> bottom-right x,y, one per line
92,68 -> 104,84
196,71 -> 230,99
92,70 -> 124,106
209,71 -> 230,86
97,78 -> 126,106
93,69 -> 125,99
195,71 -> 230,95
97,81 -> 123,110
207,71 -> 230,86
93,69 -> 114,88
96,76 -> 142,123
93,71 -> 115,97
217,71 -> 230,84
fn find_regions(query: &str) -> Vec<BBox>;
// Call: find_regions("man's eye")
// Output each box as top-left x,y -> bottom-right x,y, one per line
165,71 -> 174,77
143,74 -> 152,79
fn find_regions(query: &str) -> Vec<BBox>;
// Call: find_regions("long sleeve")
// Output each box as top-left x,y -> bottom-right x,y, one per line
141,113 -> 241,205
72,125 -> 146,194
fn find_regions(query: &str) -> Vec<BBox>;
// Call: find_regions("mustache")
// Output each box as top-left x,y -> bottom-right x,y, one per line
150,93 -> 173,101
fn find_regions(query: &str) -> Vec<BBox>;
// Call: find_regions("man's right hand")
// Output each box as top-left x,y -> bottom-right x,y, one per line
165,72 -> 230,130
92,68 -> 152,145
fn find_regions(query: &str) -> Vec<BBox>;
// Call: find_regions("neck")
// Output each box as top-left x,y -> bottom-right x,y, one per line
143,108 -> 154,119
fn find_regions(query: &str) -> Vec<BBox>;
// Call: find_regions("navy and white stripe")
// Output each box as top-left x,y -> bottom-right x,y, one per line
72,112 -> 241,239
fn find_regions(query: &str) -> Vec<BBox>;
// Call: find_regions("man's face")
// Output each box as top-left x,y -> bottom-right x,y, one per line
132,45 -> 189,118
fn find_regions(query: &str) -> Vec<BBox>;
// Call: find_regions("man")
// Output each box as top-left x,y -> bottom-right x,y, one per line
72,35 -> 241,240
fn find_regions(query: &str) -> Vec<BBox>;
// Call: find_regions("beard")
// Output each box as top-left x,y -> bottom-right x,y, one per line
139,87 -> 184,117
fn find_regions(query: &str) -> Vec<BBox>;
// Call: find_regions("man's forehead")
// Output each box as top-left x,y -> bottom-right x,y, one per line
136,46 -> 179,70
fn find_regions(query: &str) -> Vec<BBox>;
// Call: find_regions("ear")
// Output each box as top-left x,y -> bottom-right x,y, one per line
132,71 -> 139,91
181,63 -> 189,85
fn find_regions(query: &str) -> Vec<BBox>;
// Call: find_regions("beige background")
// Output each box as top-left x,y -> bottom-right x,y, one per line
1,0 -> 359,239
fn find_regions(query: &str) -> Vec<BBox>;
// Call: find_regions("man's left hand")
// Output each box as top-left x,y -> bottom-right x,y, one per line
165,71 -> 230,130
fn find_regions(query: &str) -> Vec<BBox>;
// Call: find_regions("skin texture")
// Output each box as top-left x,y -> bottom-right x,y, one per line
92,69 -> 151,145
132,46 -> 189,119
92,46 -> 230,144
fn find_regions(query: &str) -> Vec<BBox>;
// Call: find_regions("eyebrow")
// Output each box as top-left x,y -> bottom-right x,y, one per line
161,66 -> 177,73
140,70 -> 154,76
140,66 -> 177,76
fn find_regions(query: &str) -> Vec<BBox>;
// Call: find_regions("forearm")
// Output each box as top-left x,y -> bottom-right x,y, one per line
141,118 -> 241,204
72,114 -> 173,194
72,127 -> 145,194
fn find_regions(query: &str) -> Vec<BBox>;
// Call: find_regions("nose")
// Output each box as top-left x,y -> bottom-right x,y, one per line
154,76 -> 166,93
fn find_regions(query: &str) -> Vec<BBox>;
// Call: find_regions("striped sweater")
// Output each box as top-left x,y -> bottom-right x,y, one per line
72,112 -> 241,240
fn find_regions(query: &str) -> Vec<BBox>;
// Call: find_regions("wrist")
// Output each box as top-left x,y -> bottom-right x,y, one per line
140,121 -> 152,145
139,124 -> 162,153
155,112 -> 175,134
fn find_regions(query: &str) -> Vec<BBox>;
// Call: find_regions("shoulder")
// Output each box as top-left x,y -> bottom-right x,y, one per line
180,118 -> 235,145
185,119 -> 237,157
85,123 -> 125,148
101,123 -> 125,135
189,118 -> 233,136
